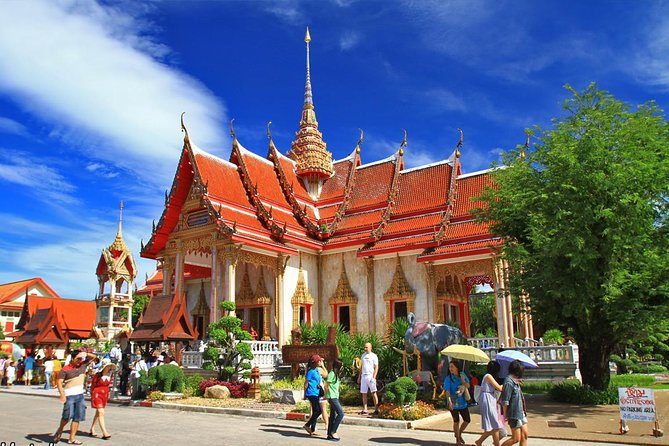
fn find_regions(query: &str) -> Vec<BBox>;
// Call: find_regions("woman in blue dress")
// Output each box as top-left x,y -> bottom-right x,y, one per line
444,360 -> 470,445
473,360 -> 505,446
303,354 -> 324,436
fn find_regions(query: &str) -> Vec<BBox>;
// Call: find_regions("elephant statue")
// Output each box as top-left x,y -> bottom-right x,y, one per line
404,312 -> 467,376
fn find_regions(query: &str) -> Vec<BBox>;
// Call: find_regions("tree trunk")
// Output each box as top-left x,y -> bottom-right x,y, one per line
577,338 -> 612,390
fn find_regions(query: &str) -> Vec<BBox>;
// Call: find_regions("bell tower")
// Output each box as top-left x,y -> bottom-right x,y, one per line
95,200 -> 137,340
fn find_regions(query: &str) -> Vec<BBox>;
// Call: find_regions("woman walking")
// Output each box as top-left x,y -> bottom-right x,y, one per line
303,354 -> 324,436
472,361 -> 504,446
325,359 -> 345,441
444,360 -> 470,445
88,358 -> 115,439
500,360 -> 528,446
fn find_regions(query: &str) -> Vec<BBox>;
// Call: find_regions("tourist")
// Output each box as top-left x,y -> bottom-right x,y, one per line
119,354 -> 132,396
303,354 -> 324,436
109,343 -> 122,364
325,358 -> 345,441
469,370 -> 480,405
6,360 -> 16,387
444,360 -> 470,446
53,350 -> 97,445
317,358 -> 329,433
131,354 -> 149,399
52,355 -> 62,388
44,356 -> 55,390
23,353 -> 34,386
473,361 -> 505,446
500,360 -> 528,446
357,342 -> 379,416
88,358 -> 115,439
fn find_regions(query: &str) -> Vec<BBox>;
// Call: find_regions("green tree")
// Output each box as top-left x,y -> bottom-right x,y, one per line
132,294 -> 150,327
469,292 -> 497,336
0,325 -> 5,340
203,301 -> 254,381
478,84 -> 669,390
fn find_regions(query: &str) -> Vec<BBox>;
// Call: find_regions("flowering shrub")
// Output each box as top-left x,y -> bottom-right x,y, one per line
377,401 -> 436,421
148,391 -> 165,401
198,379 -> 250,398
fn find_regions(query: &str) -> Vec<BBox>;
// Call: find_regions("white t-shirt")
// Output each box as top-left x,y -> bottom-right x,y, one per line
44,359 -> 54,373
6,365 -> 16,379
361,352 -> 378,376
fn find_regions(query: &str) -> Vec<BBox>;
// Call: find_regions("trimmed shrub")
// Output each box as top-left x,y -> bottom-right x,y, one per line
185,374 -> 205,396
339,381 -> 361,406
384,377 -> 418,406
260,383 -> 272,402
292,400 -> 311,413
271,376 -> 306,390
549,379 -> 617,405
630,364 -> 668,374
148,390 -> 165,401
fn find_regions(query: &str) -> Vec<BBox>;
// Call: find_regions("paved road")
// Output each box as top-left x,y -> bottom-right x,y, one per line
3,393 -> 623,446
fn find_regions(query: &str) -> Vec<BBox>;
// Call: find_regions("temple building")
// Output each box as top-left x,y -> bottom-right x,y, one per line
0,278 -> 61,340
135,29 -> 534,348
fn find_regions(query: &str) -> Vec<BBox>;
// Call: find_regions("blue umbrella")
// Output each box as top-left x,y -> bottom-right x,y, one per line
496,350 -> 539,368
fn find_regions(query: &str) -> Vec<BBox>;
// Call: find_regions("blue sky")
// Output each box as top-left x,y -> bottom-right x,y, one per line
1,0 -> 668,299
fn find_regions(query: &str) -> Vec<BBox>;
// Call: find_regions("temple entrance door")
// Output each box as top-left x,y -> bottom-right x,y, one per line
249,307 -> 263,340
393,301 -> 408,321
338,306 -> 351,332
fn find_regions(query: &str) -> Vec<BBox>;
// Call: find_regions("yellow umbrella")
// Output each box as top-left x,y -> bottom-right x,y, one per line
440,344 -> 490,363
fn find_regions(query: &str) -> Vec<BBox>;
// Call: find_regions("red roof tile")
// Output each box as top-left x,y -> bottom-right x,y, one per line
319,158 -> 352,201
0,278 -> 60,305
347,161 -> 394,210
14,296 -> 96,345
194,151 -> 249,206
395,162 -> 452,215
454,172 -> 494,217
335,209 -> 384,232
418,238 -> 503,262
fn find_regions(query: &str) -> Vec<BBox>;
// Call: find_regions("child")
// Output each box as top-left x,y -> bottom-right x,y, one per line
6,361 -> 16,387
501,360 -> 528,446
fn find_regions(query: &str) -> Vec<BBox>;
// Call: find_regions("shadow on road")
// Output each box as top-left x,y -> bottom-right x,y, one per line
26,432 -> 59,444
369,437 -> 453,446
259,424 -> 314,439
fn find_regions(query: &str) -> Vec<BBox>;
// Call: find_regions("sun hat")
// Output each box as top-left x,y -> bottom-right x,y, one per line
310,354 -> 324,363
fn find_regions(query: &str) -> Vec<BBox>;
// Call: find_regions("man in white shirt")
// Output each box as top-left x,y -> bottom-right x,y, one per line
109,344 -> 122,364
357,342 -> 379,415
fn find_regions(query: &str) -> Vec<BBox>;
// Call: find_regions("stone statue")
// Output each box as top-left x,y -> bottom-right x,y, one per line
404,312 -> 467,373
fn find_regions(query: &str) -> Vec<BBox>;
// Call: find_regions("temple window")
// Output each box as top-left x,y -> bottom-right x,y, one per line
329,256 -> 358,333
383,256 -> 415,323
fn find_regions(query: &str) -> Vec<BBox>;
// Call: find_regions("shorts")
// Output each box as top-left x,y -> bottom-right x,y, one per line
62,394 -> 86,422
24,369 -> 33,381
450,407 -> 471,423
360,375 -> 377,393
508,416 -> 528,429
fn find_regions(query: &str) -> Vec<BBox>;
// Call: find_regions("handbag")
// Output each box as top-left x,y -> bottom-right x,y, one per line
463,386 -> 472,402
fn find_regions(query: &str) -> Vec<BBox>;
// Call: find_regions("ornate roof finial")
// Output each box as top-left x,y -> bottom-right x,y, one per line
399,129 -> 407,156
267,121 -> 273,141
304,27 -> 313,108
230,118 -> 236,140
356,128 -> 364,154
180,112 -> 189,144
455,128 -> 464,158
109,200 -> 130,253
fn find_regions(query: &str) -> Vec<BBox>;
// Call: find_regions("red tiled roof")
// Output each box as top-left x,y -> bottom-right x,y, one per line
395,162 -> 452,216
194,151 -> 250,206
453,172 -> 494,217
241,149 -> 291,208
359,234 -> 436,254
277,152 -> 313,203
131,295 -> 196,342
0,278 -> 60,305
335,209 -> 384,232
418,238 -> 503,262
441,220 -> 491,240
14,296 -> 96,345
381,213 -> 443,236
319,157 -> 352,201
347,161 -> 394,210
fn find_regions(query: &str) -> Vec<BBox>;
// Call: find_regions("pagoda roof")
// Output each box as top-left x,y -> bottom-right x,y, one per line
0,278 -> 60,305
130,294 -> 196,342
141,122 -> 497,262
13,295 -> 97,346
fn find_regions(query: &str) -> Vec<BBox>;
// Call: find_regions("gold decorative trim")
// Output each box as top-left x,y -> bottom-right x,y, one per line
291,264 -> 314,328
240,251 -> 276,271
236,266 -> 255,306
383,256 -> 416,301
329,256 -> 357,333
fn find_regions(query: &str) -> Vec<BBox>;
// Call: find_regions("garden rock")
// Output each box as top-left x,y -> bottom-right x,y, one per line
271,389 -> 303,404
205,385 -> 231,399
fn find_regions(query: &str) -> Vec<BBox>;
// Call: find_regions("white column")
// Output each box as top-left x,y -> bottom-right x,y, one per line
174,249 -> 185,301
226,258 -> 237,316
210,246 -> 218,324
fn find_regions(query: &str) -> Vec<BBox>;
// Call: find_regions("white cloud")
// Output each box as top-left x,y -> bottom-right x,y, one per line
0,0 -> 228,188
263,1 -> 304,24
339,31 -> 362,51
86,162 -> 119,179
0,151 -> 77,204
0,117 -> 29,137
632,7 -> 669,90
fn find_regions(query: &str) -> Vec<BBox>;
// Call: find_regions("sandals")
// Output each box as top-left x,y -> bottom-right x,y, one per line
89,432 -> 101,438
53,432 -> 62,443
102,435 -> 112,440
357,410 -> 369,415
67,441 -> 83,445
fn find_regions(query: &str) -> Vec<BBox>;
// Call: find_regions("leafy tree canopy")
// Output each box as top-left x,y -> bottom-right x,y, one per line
477,84 -> 669,389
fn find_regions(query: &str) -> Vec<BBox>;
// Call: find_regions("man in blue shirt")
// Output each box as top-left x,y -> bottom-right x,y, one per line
24,353 -> 35,386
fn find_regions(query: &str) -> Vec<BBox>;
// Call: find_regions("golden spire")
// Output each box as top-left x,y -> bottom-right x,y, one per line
109,200 -> 130,253
288,27 -> 334,193
455,128 -> 464,158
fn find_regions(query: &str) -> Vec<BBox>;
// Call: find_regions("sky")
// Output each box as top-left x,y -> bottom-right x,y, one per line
1,0 -> 669,299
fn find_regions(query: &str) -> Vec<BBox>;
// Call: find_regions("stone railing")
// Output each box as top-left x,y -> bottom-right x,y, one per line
182,351 -> 203,369
468,337 -> 542,349
481,344 -> 579,365
97,293 -> 133,303
180,340 -> 282,370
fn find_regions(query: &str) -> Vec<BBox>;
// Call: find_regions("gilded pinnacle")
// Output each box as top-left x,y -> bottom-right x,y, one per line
305,27 -> 311,43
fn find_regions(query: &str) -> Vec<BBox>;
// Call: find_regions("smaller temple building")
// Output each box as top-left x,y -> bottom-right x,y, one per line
0,277 -> 61,340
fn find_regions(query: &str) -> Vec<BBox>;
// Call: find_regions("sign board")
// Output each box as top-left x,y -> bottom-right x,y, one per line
618,387 -> 656,422
281,344 -> 339,365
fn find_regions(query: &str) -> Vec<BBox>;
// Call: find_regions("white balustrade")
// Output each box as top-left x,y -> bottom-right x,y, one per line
180,340 -> 281,370
479,344 -> 579,365
469,337 -> 499,349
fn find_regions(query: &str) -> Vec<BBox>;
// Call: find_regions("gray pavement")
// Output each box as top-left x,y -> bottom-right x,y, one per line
2,392 -> 627,446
